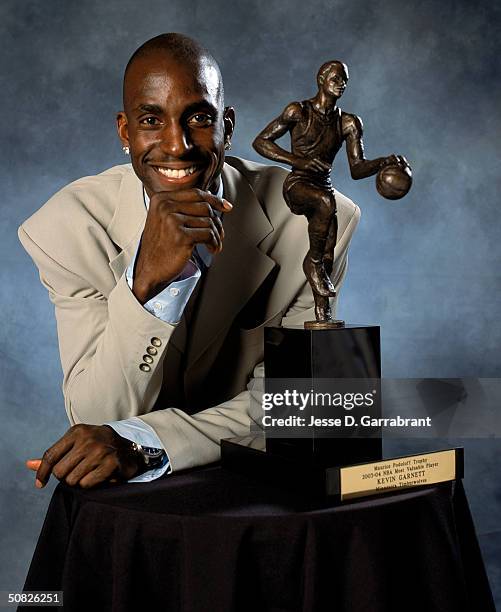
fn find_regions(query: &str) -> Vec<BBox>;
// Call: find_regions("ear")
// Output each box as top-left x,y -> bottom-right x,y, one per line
223,106 -> 235,141
116,111 -> 129,148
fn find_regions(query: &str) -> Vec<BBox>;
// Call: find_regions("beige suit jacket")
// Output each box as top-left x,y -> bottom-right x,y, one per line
19,156 -> 360,472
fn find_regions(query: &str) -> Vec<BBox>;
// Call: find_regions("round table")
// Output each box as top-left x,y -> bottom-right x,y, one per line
20,465 -> 494,612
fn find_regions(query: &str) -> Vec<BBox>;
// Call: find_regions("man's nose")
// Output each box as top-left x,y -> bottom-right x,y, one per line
159,121 -> 192,157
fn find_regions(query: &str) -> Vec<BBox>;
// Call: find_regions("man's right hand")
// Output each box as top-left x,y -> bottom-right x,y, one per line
132,188 -> 233,304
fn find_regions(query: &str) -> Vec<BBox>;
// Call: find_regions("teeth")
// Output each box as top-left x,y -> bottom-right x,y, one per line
156,165 -> 198,179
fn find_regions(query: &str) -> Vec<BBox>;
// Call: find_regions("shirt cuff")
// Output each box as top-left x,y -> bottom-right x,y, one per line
105,417 -> 172,483
126,243 -> 201,324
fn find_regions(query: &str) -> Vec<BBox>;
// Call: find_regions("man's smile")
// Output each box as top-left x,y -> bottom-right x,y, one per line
150,163 -> 204,184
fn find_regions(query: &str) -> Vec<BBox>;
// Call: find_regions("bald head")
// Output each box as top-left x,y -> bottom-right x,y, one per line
123,33 -> 224,110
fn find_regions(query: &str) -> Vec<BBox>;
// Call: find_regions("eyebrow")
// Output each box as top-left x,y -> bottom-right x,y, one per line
133,103 -> 164,114
132,100 -> 220,117
182,100 -> 219,118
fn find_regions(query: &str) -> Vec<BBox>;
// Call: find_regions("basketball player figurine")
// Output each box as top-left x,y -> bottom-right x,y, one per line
253,61 -> 412,328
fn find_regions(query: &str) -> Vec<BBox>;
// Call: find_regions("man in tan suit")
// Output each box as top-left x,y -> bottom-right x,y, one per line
20,34 -> 360,489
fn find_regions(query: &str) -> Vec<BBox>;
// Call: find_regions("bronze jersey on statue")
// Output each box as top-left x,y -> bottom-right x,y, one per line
290,100 -> 344,186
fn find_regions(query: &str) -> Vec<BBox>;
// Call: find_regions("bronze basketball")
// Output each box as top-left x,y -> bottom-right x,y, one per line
376,164 -> 412,200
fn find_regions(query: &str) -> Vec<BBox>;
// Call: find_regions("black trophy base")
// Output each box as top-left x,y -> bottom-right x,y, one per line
221,434 -> 343,498
264,324 -> 383,466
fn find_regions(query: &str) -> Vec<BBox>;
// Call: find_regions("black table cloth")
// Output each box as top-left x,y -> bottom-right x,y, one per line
20,465 -> 494,612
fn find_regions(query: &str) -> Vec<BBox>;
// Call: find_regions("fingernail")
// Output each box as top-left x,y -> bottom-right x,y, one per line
35,479 -> 43,488
223,199 -> 233,210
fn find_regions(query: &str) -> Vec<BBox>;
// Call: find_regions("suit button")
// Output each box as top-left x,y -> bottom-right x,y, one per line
139,363 -> 151,372
146,346 -> 158,356
143,355 -> 154,364
151,337 -> 162,347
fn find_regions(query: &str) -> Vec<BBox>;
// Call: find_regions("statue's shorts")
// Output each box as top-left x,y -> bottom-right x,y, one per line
283,171 -> 336,219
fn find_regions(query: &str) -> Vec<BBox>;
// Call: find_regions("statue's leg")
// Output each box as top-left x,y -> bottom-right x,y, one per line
323,199 -> 338,278
283,176 -> 336,298
303,194 -> 337,298
313,293 -> 332,322
313,203 -> 337,322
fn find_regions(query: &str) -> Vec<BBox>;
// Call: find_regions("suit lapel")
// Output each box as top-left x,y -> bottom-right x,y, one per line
107,166 -> 146,282
185,162 -> 276,369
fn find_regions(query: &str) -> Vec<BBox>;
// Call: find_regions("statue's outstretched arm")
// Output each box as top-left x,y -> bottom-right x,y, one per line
344,114 -> 407,180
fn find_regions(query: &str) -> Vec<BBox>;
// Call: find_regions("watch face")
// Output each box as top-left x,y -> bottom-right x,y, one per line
142,446 -> 164,459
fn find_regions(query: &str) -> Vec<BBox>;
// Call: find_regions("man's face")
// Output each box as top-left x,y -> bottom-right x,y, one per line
321,64 -> 349,99
117,51 -> 234,197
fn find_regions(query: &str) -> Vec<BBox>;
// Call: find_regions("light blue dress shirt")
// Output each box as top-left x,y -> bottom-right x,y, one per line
105,183 -> 223,482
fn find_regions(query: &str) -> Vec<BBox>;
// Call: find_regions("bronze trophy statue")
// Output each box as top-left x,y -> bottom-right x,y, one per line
253,60 -> 412,328
224,69 -> 462,502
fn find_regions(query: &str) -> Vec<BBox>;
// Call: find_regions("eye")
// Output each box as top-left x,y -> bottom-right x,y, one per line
139,116 -> 161,126
187,113 -> 214,127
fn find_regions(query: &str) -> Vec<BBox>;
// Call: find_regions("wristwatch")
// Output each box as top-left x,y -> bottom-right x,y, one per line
130,442 -> 166,470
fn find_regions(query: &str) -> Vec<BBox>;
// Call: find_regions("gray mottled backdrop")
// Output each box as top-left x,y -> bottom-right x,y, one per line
1,0 -> 500,604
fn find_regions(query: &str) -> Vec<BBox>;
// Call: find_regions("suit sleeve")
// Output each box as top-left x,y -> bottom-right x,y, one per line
18,226 -> 176,425
135,203 -> 362,472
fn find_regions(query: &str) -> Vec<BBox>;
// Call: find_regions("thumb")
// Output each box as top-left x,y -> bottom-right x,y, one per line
26,459 -> 42,471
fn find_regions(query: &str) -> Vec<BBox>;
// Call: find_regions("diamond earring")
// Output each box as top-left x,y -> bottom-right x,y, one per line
122,146 -> 130,155
224,139 -> 232,151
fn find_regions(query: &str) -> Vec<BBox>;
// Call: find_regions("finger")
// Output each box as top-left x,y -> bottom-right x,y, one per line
64,455 -> 103,487
187,228 -> 221,255
153,190 -> 233,215
76,460 -> 116,489
193,192 -> 233,215
191,216 -> 223,252
36,436 -> 75,488
166,199 -> 229,220
26,459 -> 42,471
176,214 -> 223,253
184,227 -> 220,253
214,215 -> 225,252
52,448 -> 91,483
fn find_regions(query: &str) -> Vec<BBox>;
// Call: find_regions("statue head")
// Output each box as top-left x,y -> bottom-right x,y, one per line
317,61 -> 349,99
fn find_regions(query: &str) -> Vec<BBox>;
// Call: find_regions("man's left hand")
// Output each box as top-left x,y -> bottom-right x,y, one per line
25,424 -> 142,489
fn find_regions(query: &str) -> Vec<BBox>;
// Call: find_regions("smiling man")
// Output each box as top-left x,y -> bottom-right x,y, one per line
19,33 -> 361,489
